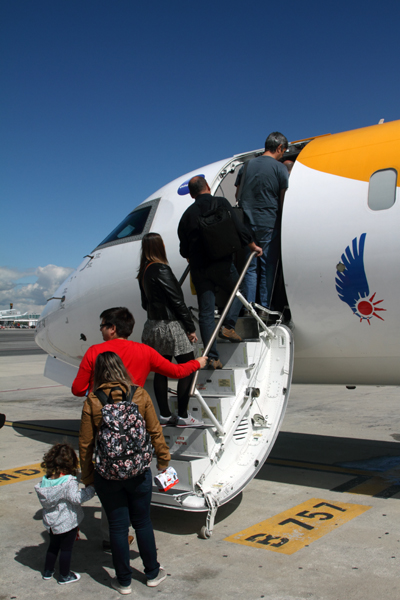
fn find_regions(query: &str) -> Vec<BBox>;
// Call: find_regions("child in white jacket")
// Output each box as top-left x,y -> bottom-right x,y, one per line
35,443 -> 95,585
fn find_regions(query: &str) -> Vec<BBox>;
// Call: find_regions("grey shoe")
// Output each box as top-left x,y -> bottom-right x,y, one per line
159,414 -> 178,426
111,577 -> 132,594
176,414 -> 204,428
58,571 -> 81,585
147,566 -> 167,587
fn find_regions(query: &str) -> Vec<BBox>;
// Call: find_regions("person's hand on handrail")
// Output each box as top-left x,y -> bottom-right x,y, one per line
196,356 -> 208,369
248,242 -> 263,257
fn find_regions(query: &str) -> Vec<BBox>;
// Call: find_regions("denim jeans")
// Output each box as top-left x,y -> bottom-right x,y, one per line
242,226 -> 280,308
192,262 -> 243,360
94,469 -> 159,586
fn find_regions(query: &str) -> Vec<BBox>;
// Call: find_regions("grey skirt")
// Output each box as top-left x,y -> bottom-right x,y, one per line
142,319 -> 194,357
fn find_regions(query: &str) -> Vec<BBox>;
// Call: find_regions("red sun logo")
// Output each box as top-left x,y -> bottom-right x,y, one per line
354,293 -> 386,324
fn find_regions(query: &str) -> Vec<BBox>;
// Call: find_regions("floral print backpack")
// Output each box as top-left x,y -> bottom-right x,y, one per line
94,386 -> 153,480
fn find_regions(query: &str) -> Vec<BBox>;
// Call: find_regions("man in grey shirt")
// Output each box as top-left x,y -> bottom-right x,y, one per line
235,132 -> 289,312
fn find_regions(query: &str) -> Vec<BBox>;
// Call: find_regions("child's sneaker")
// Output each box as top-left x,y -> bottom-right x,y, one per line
146,566 -> 167,587
42,569 -> 54,580
58,571 -> 81,585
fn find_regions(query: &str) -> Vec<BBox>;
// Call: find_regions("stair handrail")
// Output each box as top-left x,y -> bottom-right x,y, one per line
189,250 -> 257,397
178,263 -> 191,287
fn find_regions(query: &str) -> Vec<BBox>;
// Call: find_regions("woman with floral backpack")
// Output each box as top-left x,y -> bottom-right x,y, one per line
79,351 -> 170,595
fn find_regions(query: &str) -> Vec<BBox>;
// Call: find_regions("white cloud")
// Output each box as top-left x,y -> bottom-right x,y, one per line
0,265 -> 74,314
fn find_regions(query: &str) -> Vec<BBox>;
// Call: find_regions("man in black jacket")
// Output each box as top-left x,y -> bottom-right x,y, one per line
178,176 -> 262,369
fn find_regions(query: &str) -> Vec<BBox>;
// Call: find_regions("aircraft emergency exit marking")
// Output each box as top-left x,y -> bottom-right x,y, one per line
335,233 -> 386,324
225,498 -> 371,554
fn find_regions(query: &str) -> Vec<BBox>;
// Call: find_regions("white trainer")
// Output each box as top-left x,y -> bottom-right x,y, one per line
111,577 -> 132,594
176,414 -> 204,428
146,566 -> 167,587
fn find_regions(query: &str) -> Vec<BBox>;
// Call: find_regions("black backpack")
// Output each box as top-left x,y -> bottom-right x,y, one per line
94,386 -> 153,480
197,198 -> 243,260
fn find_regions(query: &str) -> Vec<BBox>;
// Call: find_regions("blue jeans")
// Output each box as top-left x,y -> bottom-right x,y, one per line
192,262 -> 243,360
94,469 -> 159,586
242,226 -> 280,308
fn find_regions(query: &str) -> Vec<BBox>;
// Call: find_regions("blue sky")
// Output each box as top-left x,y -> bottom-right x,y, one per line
1,0 -> 400,312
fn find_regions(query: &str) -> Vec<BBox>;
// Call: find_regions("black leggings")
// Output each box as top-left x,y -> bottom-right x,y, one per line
153,351 -> 195,418
44,526 -> 77,577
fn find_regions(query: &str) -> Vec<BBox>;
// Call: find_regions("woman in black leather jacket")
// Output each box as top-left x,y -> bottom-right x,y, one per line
138,233 -> 204,428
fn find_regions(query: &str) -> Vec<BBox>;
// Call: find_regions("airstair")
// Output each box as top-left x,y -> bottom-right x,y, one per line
149,255 -> 294,538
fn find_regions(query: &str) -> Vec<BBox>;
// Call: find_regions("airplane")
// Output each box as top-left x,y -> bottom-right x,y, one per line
35,118 -> 400,387
34,119 -> 400,535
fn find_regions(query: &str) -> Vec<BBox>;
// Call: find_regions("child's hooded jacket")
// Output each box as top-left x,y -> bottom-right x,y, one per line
35,475 -> 95,534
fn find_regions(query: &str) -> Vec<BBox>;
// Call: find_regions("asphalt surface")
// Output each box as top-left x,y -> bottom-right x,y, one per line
0,329 -> 46,356
1,337 -> 400,600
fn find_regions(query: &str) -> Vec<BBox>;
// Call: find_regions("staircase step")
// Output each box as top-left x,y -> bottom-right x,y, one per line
162,427 -> 216,458
169,394 -> 236,426
218,315 -> 260,341
195,367 -> 245,397
150,456 -> 210,492
217,341 -> 260,368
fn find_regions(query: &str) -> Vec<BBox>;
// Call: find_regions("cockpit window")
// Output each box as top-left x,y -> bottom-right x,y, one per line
94,198 -> 160,251
368,169 -> 397,211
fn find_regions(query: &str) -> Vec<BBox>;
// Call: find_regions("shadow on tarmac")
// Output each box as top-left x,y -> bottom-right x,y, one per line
14,507 -> 148,589
8,420 -> 400,498
14,501 -> 240,588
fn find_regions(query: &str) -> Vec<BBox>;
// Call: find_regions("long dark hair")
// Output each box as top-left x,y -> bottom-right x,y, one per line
137,232 -> 168,282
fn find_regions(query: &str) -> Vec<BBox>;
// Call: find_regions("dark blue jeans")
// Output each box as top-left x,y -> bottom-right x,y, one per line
192,261 -> 243,360
94,469 -> 159,586
242,226 -> 280,308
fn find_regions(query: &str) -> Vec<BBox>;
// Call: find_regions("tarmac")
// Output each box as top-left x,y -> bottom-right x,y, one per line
1,329 -> 400,599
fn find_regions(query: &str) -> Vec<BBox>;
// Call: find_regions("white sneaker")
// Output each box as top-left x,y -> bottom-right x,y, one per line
111,577 -> 132,594
176,414 -> 204,428
146,566 -> 167,587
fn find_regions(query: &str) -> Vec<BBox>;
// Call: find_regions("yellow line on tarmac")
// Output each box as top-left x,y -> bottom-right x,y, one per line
0,463 -> 44,486
349,476 -> 393,496
266,457 -> 371,476
4,420 -> 79,437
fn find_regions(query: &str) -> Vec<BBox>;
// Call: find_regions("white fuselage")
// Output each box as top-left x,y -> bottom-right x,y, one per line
36,121 -> 400,385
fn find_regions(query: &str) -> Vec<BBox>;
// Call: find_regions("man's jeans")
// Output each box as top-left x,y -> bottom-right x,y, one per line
242,226 -> 280,309
192,262 -> 243,360
95,469 -> 159,586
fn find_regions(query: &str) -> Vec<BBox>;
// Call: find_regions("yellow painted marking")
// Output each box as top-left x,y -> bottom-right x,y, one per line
266,457 -> 368,476
297,120 -> 400,183
0,463 -> 44,486
225,498 -> 371,555
5,420 -> 78,437
349,476 -> 392,496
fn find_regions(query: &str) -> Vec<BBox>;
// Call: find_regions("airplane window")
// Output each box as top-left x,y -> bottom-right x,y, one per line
94,199 -> 160,250
368,169 -> 397,211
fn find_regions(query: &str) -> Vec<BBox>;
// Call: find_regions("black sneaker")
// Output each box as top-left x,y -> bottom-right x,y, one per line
42,569 -> 54,580
58,571 -> 81,585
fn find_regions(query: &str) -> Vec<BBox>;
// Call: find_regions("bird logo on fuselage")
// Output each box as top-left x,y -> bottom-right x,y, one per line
335,233 -> 386,324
